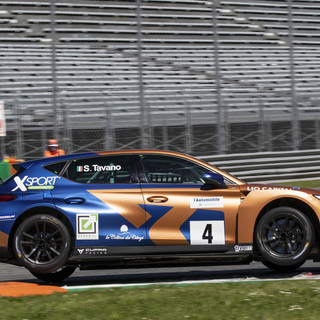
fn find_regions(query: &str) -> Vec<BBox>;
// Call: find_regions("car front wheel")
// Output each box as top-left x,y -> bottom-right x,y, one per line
13,214 -> 72,274
255,206 -> 314,270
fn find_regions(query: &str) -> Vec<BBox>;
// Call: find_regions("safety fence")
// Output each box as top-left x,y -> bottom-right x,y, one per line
200,149 -> 320,183
1,1 -> 320,159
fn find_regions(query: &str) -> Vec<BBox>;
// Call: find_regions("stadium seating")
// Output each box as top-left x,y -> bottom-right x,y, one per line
1,0 -> 320,159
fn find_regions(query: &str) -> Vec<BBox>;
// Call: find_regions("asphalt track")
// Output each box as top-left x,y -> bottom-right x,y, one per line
1,260 -> 320,288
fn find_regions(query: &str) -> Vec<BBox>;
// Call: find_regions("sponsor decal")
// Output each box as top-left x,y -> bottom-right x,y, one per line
28,186 -> 54,190
76,214 -> 99,240
190,197 -> 224,208
247,186 -> 300,191
234,245 -> 253,252
76,164 -> 121,173
190,220 -> 225,245
0,214 -> 15,221
105,225 -> 144,242
76,248 -> 108,255
12,176 -> 60,192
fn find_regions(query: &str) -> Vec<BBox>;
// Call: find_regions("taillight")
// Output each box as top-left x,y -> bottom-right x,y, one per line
0,195 -> 17,202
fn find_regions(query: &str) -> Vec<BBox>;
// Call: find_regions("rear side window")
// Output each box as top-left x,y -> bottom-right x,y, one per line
63,155 -> 131,184
44,161 -> 67,175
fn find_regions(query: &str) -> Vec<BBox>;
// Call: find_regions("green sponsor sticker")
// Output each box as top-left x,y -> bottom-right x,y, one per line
28,186 -> 54,190
81,214 -> 98,232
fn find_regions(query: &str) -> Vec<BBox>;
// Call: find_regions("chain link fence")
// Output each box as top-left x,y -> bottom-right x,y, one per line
2,89 -> 320,160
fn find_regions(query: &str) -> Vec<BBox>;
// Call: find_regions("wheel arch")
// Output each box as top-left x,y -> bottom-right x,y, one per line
8,207 -> 75,251
253,197 -> 320,254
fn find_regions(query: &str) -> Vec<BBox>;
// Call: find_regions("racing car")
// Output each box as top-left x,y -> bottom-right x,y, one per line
0,150 -> 319,282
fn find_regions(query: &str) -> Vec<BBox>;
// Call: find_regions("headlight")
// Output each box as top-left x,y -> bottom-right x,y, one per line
314,195 -> 320,200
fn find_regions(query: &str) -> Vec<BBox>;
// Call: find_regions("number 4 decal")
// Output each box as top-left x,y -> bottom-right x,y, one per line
202,224 -> 213,244
190,221 -> 225,245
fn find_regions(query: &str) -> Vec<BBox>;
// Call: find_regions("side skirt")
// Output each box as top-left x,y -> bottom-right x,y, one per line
69,244 -> 254,267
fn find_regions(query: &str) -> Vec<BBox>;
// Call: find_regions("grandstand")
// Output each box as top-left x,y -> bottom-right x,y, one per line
1,0 -> 320,159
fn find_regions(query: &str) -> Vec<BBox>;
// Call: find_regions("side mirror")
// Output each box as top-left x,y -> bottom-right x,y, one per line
201,173 -> 228,190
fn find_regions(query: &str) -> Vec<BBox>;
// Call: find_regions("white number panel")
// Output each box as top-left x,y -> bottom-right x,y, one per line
190,221 -> 225,245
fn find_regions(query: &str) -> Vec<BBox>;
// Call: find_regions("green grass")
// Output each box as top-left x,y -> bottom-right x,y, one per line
2,280 -> 320,320
275,180 -> 320,188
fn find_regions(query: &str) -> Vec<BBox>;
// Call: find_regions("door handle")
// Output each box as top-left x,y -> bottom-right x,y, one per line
64,197 -> 85,204
147,196 -> 168,203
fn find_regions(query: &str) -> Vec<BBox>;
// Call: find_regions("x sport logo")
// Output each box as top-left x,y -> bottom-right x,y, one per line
11,176 -> 60,192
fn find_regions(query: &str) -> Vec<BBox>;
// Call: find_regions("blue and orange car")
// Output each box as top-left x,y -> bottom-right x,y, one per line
0,150 -> 319,281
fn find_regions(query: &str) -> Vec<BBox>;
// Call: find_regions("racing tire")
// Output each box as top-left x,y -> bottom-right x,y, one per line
255,207 -> 314,270
13,214 -> 72,274
31,266 -> 76,283
261,259 -> 306,273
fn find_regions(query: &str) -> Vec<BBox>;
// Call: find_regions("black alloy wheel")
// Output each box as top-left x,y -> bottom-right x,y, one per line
255,206 -> 314,270
14,214 -> 72,274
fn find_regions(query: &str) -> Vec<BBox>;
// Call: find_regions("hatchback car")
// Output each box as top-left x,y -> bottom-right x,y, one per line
0,150 -> 319,282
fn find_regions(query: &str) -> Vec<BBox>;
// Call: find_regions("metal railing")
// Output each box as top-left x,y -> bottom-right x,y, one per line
200,149 -> 320,183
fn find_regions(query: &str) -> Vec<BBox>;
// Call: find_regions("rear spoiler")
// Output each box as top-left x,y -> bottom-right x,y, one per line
12,162 -> 33,171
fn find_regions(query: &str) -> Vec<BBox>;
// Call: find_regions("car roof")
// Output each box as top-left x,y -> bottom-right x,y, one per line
14,150 -> 243,185
21,150 -> 193,166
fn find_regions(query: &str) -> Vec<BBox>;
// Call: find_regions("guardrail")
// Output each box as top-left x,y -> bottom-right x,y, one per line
199,149 -> 320,183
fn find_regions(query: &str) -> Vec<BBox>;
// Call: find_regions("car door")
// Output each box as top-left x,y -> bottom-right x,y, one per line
49,154 -> 147,248
138,154 -> 241,251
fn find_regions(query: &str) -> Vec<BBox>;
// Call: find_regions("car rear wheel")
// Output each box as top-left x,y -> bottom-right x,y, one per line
31,266 -> 76,282
13,214 -> 72,274
255,207 -> 314,271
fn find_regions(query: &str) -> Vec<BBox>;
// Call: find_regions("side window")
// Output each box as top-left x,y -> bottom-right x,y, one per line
140,155 -> 208,184
63,156 -> 131,184
44,161 -> 67,175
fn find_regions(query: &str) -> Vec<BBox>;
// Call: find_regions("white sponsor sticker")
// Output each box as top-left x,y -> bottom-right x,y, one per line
12,176 -> 60,192
77,164 -> 121,172
76,214 -> 99,240
76,248 -> 108,255
234,245 -> 253,252
0,214 -> 15,221
190,220 -> 225,245
190,197 -> 224,208
105,225 -> 144,242
247,186 -> 300,191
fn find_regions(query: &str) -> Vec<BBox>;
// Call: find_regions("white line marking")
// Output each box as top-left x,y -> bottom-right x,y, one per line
63,273 -> 320,291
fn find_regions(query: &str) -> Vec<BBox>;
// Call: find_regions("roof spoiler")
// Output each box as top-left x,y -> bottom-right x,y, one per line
12,162 -> 32,171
